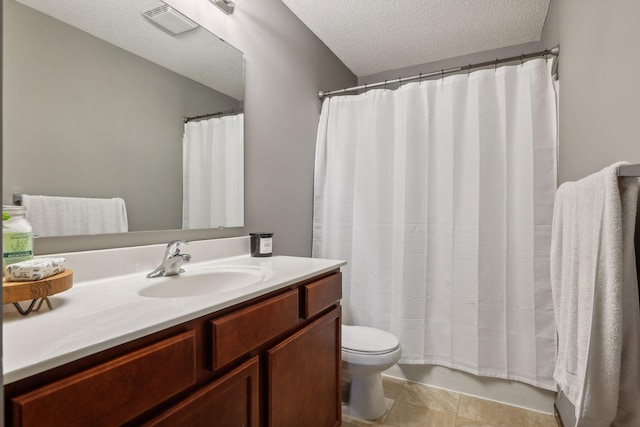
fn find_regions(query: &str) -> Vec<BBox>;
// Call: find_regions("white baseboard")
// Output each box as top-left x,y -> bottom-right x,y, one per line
554,390 -> 575,426
384,364 -> 555,414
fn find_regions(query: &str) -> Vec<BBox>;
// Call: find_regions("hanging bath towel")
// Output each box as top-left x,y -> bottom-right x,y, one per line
22,195 -> 129,237
551,162 -> 640,426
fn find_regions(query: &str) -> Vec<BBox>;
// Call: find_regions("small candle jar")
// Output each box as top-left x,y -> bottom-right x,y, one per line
250,232 -> 273,257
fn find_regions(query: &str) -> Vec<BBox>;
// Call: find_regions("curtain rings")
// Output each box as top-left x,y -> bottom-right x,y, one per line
494,59 -> 499,72
419,72 -> 423,85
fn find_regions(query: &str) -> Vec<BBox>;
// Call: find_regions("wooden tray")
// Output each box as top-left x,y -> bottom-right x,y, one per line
3,269 -> 73,304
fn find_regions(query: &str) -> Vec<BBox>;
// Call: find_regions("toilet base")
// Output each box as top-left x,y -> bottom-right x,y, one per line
343,372 -> 386,420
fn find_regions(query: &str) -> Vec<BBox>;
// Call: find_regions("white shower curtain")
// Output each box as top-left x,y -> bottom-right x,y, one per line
183,113 -> 244,229
313,59 -> 557,389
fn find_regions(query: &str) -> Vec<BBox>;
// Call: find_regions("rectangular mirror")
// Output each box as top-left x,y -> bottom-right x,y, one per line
3,0 -> 245,237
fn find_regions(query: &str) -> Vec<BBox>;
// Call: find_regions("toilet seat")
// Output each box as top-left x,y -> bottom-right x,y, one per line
342,325 -> 399,355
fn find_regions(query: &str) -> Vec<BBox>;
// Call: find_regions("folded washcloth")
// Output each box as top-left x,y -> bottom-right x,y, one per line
4,257 -> 66,282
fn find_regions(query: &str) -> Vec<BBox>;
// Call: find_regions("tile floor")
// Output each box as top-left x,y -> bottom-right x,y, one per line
342,377 -> 559,427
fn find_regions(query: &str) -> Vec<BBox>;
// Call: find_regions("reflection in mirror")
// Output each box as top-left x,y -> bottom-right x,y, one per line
182,110 -> 244,229
3,0 -> 245,237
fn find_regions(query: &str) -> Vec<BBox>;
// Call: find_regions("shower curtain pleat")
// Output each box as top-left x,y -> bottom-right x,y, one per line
313,59 -> 557,389
182,113 -> 244,229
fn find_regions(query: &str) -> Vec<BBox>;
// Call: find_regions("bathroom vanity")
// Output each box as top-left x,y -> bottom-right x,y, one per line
3,239 -> 345,426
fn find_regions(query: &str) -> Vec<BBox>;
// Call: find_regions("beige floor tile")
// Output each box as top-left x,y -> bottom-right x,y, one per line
456,395 -> 526,427
342,415 -> 382,427
384,400 -> 456,427
454,416 -> 497,427
524,410 -> 558,427
382,376 -> 406,400
396,382 -> 460,413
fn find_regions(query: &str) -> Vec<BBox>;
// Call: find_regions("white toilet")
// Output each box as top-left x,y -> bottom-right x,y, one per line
341,325 -> 402,420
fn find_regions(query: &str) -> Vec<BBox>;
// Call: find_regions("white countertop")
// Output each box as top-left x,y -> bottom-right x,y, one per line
3,243 -> 345,384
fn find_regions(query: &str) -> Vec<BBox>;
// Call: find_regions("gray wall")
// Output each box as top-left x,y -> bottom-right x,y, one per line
3,0 -> 240,233
556,0 -> 640,183
540,0 -> 559,50
22,0 -> 356,256
213,0 -> 358,257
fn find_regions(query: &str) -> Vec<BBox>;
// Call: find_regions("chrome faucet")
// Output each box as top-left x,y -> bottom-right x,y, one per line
147,240 -> 192,278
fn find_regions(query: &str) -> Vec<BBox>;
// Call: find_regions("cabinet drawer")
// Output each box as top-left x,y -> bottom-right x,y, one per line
211,290 -> 299,370
143,356 -> 259,427
303,273 -> 342,319
11,331 -> 196,427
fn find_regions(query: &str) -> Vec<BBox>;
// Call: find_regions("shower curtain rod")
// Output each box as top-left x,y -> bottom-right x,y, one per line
318,45 -> 560,99
183,108 -> 243,123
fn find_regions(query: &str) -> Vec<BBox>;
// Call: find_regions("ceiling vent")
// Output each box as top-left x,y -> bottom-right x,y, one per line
210,0 -> 235,15
143,5 -> 199,35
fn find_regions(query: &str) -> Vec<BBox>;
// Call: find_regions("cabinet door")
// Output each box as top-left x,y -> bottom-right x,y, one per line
144,356 -> 259,427
267,306 -> 341,427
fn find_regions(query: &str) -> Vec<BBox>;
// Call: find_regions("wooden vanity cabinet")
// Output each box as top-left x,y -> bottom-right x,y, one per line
5,270 -> 342,427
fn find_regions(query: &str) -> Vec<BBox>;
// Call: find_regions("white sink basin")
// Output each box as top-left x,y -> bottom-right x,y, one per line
138,265 -> 272,298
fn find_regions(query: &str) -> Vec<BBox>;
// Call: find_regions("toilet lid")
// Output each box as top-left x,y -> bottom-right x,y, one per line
342,325 -> 400,354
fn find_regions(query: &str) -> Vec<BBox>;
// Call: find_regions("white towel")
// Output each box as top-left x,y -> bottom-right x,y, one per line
22,195 -> 129,237
551,162 -> 640,426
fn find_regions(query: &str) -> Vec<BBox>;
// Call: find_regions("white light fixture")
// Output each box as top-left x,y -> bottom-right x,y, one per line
210,0 -> 235,15
143,5 -> 199,34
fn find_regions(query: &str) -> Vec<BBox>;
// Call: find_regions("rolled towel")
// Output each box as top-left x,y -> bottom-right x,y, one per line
4,257 -> 66,282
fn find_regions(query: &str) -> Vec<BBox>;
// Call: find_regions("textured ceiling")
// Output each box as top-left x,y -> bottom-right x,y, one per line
281,0 -> 550,77
16,0 -> 244,100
